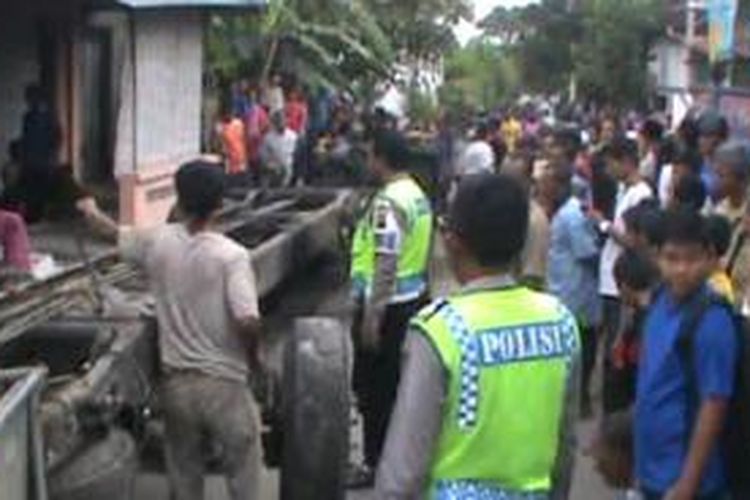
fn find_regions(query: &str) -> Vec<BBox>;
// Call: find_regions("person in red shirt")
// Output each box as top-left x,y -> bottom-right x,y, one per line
244,88 -> 269,177
284,89 -> 309,134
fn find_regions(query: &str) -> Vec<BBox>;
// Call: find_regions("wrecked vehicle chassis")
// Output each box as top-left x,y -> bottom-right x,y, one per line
0,188 -> 355,500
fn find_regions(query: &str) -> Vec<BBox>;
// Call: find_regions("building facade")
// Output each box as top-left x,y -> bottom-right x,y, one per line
650,0 -> 750,132
0,0 -> 264,226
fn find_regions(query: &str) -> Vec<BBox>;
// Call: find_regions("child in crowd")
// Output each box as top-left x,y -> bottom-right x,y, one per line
622,200 -> 663,255
659,143 -> 702,208
610,250 -> 661,412
671,173 -> 707,212
635,208 -> 739,500
704,214 -> 735,303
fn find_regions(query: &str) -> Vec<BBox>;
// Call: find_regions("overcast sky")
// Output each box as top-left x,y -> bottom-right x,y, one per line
455,0 -> 539,45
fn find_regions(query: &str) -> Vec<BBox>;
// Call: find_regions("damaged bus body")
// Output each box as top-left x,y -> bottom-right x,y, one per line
0,188 -> 355,500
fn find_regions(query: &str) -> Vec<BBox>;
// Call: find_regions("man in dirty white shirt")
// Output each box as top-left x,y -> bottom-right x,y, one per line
118,161 -> 263,500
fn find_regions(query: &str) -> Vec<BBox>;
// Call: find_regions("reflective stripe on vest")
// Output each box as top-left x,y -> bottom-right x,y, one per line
435,480 -> 549,500
351,272 -> 428,301
350,175 -> 433,303
439,302 -> 481,429
414,288 -> 580,497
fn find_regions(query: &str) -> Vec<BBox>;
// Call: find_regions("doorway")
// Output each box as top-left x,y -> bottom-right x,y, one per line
79,29 -> 115,184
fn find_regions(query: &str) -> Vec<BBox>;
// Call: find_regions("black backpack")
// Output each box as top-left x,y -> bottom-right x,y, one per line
678,292 -> 750,498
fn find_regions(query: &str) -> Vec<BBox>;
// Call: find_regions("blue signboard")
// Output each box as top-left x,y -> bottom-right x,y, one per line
709,0 -> 739,62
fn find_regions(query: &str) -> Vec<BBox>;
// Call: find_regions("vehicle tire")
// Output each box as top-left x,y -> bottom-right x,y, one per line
281,317 -> 350,500
49,430 -> 137,500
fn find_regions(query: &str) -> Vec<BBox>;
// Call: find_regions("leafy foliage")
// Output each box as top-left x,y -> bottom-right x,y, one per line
574,0 -> 664,106
364,0 -> 471,60
206,0 -> 471,97
206,0 -> 394,93
478,0 -> 665,107
441,40 -> 520,113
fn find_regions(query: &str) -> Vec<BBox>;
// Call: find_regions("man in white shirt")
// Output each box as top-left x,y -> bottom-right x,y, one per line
593,136 -> 653,413
120,162 -> 263,500
263,74 -> 285,115
260,111 -> 298,187
458,121 -> 495,178
637,118 -> 664,184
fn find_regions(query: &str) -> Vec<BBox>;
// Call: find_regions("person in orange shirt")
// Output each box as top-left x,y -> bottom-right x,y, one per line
219,109 -> 248,176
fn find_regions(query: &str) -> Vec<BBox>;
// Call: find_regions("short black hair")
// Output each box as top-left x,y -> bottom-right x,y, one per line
553,127 -> 582,162
641,206 -> 666,247
603,135 -> 639,164
175,160 -> 225,220
640,119 -> 664,142
614,250 -> 660,292
659,207 -> 711,249
678,113 -> 700,150
673,174 -> 707,212
476,120 -> 492,138
705,214 -> 732,257
715,140 -> 750,181
372,129 -> 410,172
671,142 -> 702,175
623,200 -> 663,246
448,173 -> 529,268
623,199 -> 655,231
698,109 -> 729,139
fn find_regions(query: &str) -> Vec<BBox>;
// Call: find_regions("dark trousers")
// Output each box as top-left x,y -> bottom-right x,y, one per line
352,297 -> 427,468
601,295 -> 624,414
580,324 -> 598,409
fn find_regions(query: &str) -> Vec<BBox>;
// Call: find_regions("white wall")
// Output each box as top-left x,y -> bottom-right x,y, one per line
115,10 -> 204,177
650,39 -> 694,128
650,39 -> 692,92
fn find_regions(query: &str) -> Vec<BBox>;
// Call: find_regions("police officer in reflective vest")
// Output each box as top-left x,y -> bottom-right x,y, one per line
349,129 -> 434,486
375,174 -> 580,499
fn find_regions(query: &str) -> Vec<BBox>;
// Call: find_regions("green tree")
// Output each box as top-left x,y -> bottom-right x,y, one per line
206,0 -> 395,94
574,0 -> 664,106
479,0 -> 665,108
479,0 -> 579,96
366,0 -> 472,60
206,0 -> 473,97
441,40 -> 520,112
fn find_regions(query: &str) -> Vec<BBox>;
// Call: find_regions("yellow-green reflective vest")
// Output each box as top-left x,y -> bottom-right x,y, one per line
412,286 -> 579,499
350,174 -> 433,303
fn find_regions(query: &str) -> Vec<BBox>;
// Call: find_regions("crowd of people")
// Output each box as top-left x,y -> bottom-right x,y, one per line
354,105 -> 750,500
215,76 -> 366,188
2,70 -> 749,499
0,84 -> 114,287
